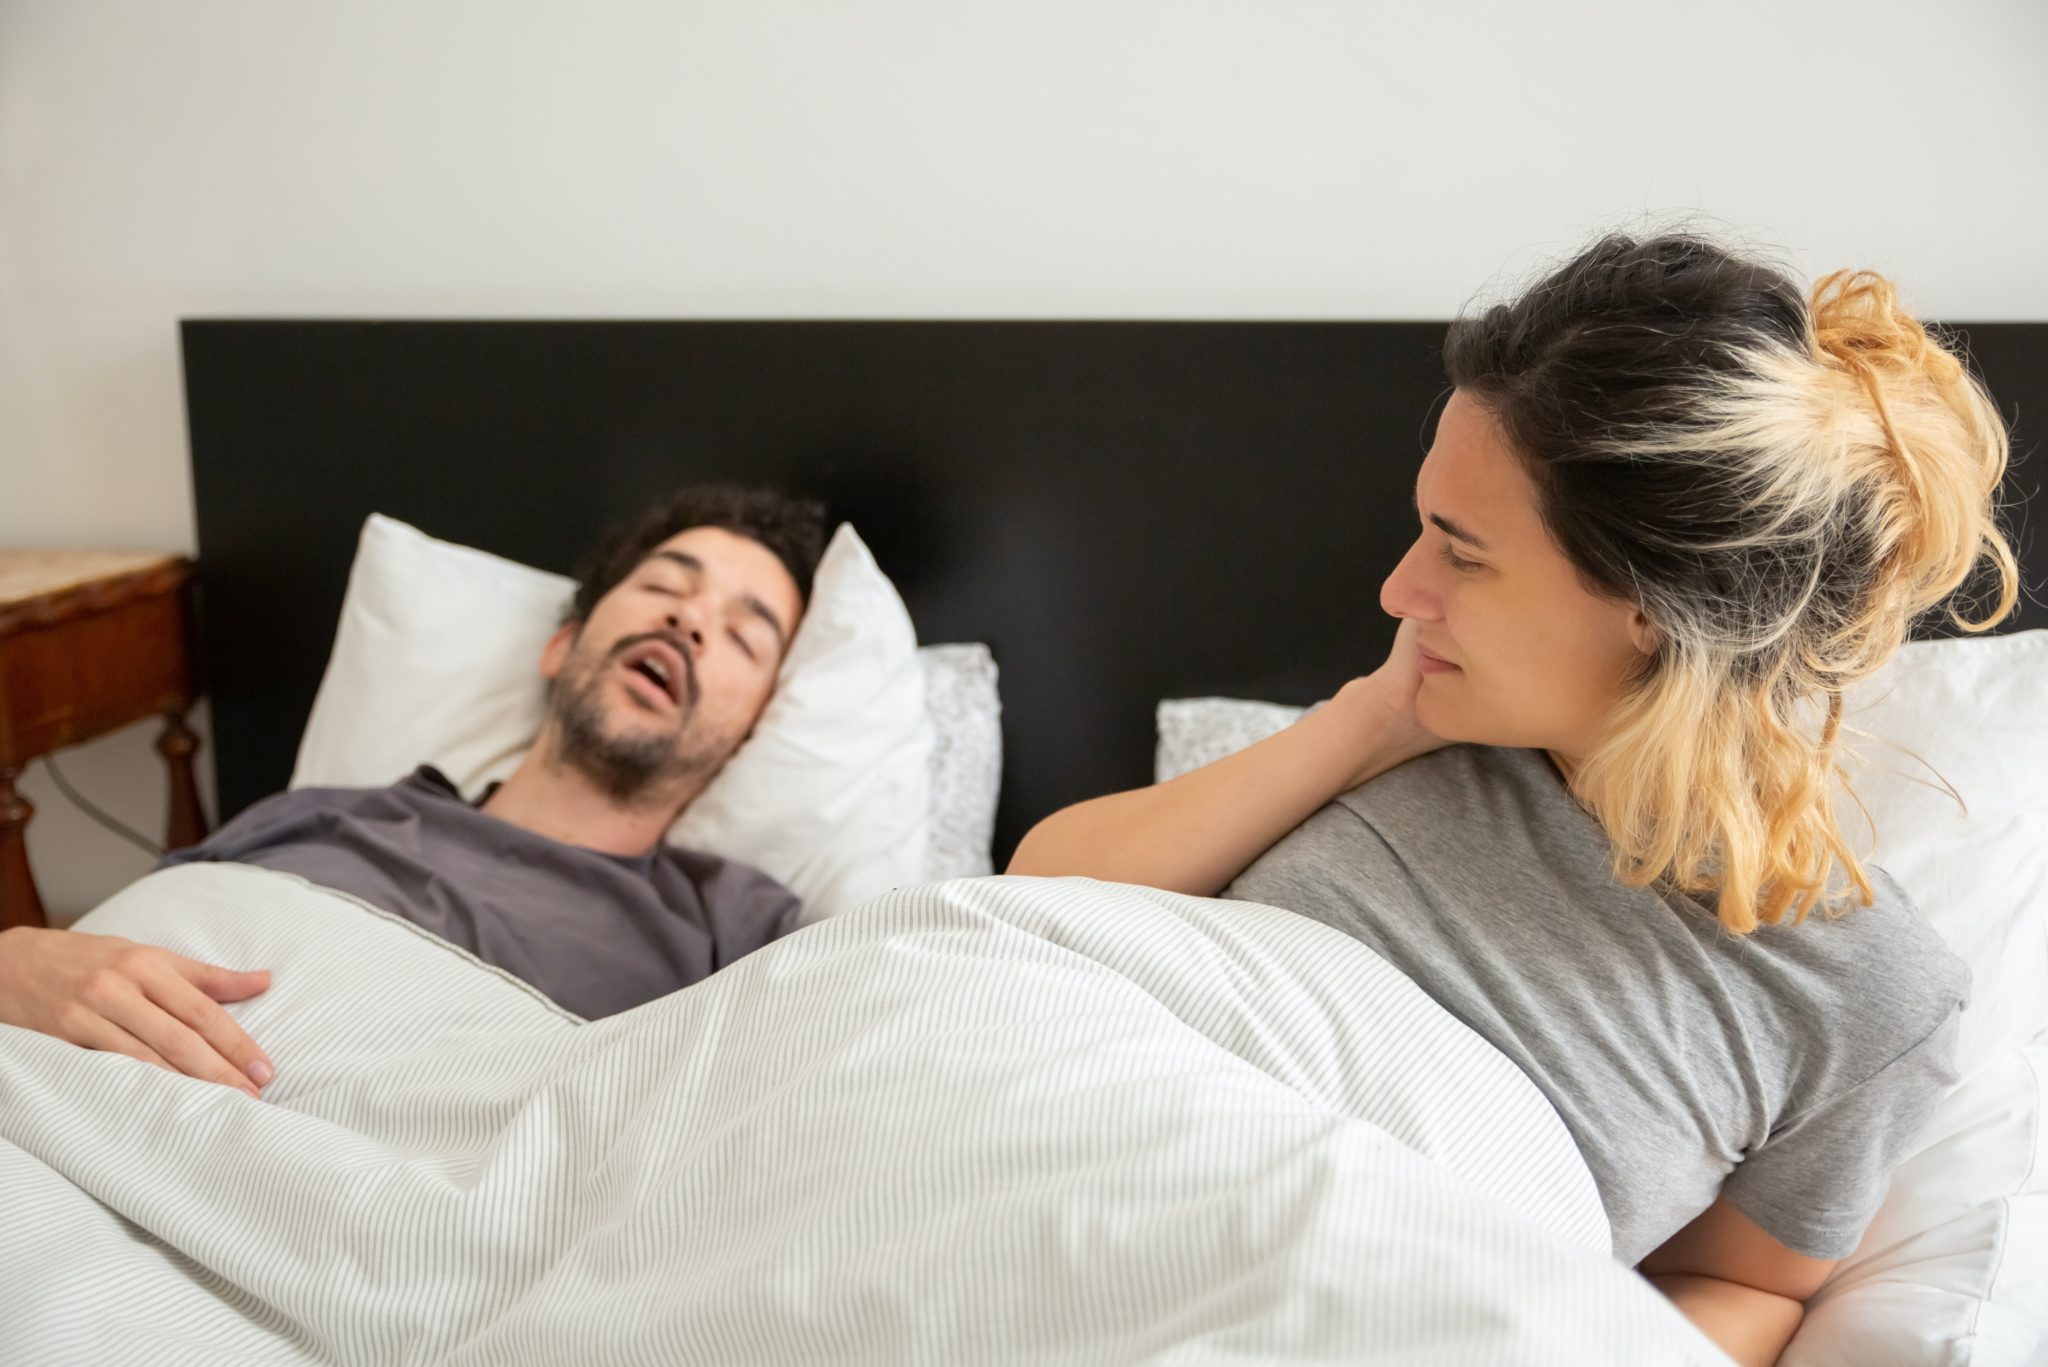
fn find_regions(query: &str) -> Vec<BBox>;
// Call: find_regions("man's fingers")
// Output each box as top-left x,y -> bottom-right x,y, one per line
169,952 -> 272,1004
99,988 -> 261,1096
144,969 -> 274,1090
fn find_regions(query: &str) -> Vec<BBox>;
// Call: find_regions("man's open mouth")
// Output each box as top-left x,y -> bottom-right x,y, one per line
615,637 -> 694,709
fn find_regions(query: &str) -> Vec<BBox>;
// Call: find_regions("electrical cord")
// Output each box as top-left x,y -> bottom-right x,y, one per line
40,753 -> 164,857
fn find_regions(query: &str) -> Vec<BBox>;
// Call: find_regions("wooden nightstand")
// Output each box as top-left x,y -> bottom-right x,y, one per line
0,551 -> 210,930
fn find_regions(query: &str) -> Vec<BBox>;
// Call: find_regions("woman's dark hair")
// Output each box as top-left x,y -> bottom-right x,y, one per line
570,483 -> 829,623
1442,231 -> 2016,932
1445,234 -> 1816,653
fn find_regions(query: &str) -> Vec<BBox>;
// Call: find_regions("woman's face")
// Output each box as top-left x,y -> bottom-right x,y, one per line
1380,390 -> 1658,764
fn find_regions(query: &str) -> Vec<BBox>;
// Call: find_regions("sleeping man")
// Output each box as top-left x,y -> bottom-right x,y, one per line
0,484 -> 825,1097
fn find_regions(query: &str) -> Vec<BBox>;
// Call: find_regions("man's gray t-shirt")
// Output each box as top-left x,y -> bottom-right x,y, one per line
1224,744 -> 1965,1263
161,767 -> 802,1020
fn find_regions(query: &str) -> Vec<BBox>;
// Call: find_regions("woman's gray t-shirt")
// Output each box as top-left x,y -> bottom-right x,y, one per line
1224,743 -> 1964,1264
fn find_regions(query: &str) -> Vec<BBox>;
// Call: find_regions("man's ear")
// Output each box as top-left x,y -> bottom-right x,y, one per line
539,621 -> 580,682
1628,609 -> 1663,658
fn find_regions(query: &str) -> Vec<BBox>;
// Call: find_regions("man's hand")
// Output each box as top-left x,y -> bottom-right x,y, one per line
0,926 -> 274,1097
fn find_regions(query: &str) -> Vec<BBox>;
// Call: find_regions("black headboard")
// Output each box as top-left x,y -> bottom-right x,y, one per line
181,320 -> 2045,862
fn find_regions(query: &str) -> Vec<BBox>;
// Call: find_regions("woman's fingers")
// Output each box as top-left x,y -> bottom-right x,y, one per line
144,966 -> 274,1089
90,976 -> 262,1096
64,1010 -> 177,1076
169,953 -> 272,1005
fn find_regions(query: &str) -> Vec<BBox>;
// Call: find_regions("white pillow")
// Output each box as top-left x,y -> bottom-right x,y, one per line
920,644 -> 1002,880
1791,630 -> 2048,1367
1154,631 -> 2048,1366
1836,632 -> 2048,1075
294,514 -> 574,795
293,514 -> 933,922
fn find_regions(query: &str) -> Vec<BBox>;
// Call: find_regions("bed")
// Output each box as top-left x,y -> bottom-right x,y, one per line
1,319 -> 2044,1364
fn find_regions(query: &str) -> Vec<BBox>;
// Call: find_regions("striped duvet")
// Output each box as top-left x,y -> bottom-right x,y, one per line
0,864 -> 1720,1365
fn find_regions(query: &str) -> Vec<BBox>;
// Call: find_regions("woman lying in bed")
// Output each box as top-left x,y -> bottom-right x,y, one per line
1009,231 -> 2018,1367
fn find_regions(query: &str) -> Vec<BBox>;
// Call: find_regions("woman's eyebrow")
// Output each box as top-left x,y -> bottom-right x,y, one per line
1412,483 -> 1492,553
1429,512 -> 1491,552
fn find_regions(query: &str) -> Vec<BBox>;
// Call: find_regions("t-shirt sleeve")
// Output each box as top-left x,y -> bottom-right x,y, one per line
1721,1006 -> 1961,1260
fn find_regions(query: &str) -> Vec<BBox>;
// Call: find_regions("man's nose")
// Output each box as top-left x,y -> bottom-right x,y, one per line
662,599 -> 709,648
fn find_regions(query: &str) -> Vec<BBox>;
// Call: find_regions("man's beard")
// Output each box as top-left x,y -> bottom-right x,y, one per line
545,633 -> 718,806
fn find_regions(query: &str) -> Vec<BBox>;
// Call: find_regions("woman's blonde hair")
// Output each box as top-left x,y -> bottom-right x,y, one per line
1444,233 -> 2019,933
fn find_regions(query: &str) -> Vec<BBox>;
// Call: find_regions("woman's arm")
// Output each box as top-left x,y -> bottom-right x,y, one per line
1007,622 -> 1445,896
1639,1196 -> 1838,1367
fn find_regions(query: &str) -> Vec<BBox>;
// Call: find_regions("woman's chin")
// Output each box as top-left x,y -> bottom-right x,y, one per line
1413,689 -> 1486,748
1412,689 -> 1455,738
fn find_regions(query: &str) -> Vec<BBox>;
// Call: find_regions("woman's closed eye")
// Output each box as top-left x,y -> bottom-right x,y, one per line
1438,543 -> 1483,573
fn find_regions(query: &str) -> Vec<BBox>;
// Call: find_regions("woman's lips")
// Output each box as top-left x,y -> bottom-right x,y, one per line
1417,646 -> 1461,675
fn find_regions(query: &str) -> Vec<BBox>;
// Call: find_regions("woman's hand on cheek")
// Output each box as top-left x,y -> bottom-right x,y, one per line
1331,619 -> 1449,789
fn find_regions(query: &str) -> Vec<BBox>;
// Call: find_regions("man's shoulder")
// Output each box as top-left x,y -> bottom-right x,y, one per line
160,767 -> 460,868
258,766 -> 464,812
656,842 -> 803,938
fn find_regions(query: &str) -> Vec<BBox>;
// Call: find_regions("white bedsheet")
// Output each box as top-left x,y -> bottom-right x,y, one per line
0,864 -> 1722,1365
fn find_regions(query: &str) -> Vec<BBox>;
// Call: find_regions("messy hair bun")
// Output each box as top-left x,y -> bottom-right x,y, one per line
1806,268 -> 2019,643
1444,232 -> 2018,933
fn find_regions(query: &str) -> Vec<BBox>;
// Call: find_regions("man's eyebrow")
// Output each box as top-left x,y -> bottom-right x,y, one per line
648,550 -> 788,651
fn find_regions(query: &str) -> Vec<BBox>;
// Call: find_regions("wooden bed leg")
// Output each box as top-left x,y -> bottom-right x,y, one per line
157,712 -> 210,852
0,766 -> 45,930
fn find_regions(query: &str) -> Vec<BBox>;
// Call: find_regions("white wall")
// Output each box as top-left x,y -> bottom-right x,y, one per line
5,0 -> 2046,921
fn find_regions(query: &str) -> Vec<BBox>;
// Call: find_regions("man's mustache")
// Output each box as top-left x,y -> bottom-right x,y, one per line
605,630 -> 702,709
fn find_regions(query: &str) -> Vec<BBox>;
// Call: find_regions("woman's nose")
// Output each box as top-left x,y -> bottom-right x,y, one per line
1380,541 -> 1439,621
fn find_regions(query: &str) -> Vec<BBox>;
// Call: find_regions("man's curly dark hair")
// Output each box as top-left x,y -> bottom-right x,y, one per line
568,484 -> 829,624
